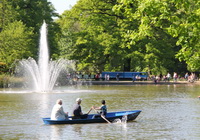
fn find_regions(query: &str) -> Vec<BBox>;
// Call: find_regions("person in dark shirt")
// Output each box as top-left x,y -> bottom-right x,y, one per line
72,98 -> 88,119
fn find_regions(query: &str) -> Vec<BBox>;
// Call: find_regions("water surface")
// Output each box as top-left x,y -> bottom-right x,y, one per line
0,84 -> 200,139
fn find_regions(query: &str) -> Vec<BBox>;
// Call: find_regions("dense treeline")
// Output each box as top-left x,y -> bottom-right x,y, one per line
0,0 -> 199,76
0,0 -> 60,74
57,0 -> 199,76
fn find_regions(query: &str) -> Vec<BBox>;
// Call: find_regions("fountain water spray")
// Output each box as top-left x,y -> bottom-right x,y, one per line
16,21 -> 75,92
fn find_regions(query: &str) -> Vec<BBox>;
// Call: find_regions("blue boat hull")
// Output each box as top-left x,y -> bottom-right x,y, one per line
42,110 -> 141,125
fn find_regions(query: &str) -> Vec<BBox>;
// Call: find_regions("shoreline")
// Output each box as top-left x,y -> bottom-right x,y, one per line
89,80 -> 199,85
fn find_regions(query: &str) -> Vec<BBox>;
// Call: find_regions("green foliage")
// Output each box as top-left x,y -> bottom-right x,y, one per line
8,0 -> 60,58
9,0 -> 57,32
0,0 -> 199,76
113,0 -> 179,75
0,0 -> 17,28
57,0 -> 186,74
0,21 -> 34,67
0,0 -> 60,73
169,0 -> 200,71
56,0 -> 199,74
57,0 -> 123,72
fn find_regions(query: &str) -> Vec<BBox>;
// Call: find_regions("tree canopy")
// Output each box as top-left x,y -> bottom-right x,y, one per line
56,0 -> 199,75
0,0 -> 59,71
0,0 -> 199,76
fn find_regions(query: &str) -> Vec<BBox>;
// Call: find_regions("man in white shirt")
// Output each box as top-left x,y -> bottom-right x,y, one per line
51,99 -> 68,120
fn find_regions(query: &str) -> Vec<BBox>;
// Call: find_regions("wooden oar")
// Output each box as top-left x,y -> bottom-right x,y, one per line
100,114 -> 111,124
93,108 -> 111,124
87,108 -> 92,114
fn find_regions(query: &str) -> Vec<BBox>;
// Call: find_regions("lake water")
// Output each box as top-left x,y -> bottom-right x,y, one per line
0,84 -> 200,139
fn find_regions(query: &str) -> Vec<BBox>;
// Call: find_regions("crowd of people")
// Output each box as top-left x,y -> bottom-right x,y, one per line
50,98 -> 107,121
65,71 -> 198,84
151,72 -> 198,83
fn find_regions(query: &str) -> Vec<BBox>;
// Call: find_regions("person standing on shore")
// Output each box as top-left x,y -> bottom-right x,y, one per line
185,72 -> 189,81
99,73 -> 102,81
167,73 -> 171,82
116,73 -> 120,82
173,72 -> 178,82
107,74 -> 110,81
132,74 -> 135,82
104,74 -> 107,81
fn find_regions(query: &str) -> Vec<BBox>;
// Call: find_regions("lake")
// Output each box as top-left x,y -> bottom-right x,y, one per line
0,84 -> 200,139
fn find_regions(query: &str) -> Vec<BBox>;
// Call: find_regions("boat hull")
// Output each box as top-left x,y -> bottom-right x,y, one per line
42,110 -> 141,125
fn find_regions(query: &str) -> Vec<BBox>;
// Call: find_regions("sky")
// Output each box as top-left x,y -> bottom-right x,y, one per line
49,0 -> 78,15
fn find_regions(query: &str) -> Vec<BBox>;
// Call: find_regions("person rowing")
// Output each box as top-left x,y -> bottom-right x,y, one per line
92,100 -> 107,116
92,100 -> 111,123
72,98 -> 88,119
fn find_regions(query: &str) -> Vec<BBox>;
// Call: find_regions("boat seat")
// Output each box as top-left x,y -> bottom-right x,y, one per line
92,115 -> 101,119
92,114 -> 108,119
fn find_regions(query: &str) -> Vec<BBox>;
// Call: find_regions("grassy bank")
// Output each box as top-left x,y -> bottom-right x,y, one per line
0,75 -> 23,88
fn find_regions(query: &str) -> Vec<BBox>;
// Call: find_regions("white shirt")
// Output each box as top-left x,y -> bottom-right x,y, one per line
51,104 -> 67,120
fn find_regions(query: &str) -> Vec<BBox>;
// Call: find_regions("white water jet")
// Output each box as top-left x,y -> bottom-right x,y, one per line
39,21 -> 49,91
15,21 -> 75,92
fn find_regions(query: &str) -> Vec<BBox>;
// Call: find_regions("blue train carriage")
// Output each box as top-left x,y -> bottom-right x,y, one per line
101,72 -> 148,80
129,72 -> 148,81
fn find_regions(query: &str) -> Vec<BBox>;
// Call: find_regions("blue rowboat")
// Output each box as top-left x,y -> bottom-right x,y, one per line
42,110 -> 141,125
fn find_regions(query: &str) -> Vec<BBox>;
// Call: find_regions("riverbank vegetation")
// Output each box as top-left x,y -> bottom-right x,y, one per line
0,0 -> 199,78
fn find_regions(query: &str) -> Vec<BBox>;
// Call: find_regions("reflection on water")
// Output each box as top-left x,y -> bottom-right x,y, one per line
50,125 -> 66,139
0,84 -> 200,139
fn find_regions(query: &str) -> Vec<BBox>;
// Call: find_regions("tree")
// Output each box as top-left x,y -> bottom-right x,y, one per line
113,0 -> 181,75
113,0 -> 200,74
57,0 -> 122,73
9,0 -> 57,32
0,0 -> 17,30
0,21 -> 34,70
57,0 -> 199,75
8,0 -> 60,58
166,0 -> 200,71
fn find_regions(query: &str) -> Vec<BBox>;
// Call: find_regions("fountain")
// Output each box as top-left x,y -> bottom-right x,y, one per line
14,21 -> 75,92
